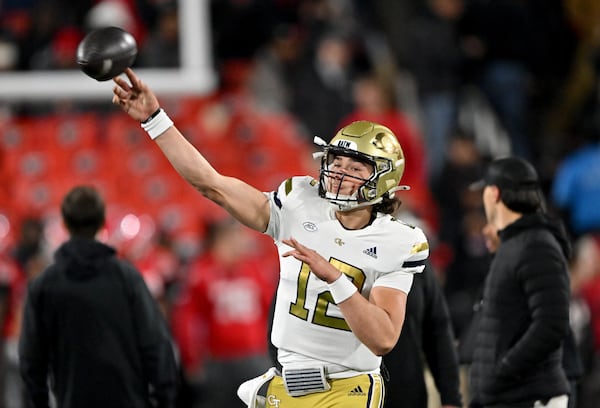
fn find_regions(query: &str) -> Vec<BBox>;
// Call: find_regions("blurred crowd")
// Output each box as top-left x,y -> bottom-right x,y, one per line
1,0 -> 600,407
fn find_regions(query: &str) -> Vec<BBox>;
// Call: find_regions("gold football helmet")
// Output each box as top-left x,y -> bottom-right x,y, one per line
317,121 -> 406,211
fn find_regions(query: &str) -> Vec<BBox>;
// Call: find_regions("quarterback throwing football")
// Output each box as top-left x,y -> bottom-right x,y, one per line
112,68 -> 429,408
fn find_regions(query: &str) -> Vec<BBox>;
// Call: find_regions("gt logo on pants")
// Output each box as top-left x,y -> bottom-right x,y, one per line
267,394 -> 281,408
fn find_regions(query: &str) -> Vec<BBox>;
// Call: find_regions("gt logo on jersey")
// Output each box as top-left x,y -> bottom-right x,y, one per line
334,238 -> 345,246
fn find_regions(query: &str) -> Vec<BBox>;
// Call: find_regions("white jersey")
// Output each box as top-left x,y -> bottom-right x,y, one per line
264,176 -> 429,373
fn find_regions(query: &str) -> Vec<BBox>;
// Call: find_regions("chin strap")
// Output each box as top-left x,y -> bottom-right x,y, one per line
330,196 -> 382,212
331,185 -> 411,211
389,185 -> 410,193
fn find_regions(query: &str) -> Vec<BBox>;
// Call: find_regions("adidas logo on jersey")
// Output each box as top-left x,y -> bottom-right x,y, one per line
348,385 -> 366,396
363,247 -> 377,258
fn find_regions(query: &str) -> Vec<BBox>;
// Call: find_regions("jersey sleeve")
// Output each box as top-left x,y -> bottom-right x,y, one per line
373,270 -> 414,294
402,238 -> 429,273
265,191 -> 282,240
399,222 -> 429,273
264,176 -> 312,241
371,221 -> 429,293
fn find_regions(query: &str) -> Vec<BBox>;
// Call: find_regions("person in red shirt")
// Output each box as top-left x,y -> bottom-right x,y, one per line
171,216 -> 277,407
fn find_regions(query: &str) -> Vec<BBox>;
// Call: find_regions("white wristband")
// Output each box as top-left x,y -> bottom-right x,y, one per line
328,274 -> 357,304
140,108 -> 173,140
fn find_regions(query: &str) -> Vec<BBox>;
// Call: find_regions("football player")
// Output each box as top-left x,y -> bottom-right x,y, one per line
112,68 -> 429,408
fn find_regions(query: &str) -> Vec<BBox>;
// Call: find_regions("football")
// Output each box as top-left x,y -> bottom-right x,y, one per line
76,26 -> 137,81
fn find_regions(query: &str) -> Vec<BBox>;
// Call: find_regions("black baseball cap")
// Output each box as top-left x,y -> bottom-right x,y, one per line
470,157 -> 540,191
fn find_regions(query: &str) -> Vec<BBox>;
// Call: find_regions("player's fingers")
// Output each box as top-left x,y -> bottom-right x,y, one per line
124,67 -> 136,79
282,250 -> 295,258
113,87 -> 130,105
290,238 -> 313,254
284,238 -> 316,257
281,238 -> 296,248
283,239 -> 305,256
113,76 -> 132,93
126,68 -> 144,92
112,75 -> 123,86
111,95 -> 129,111
132,76 -> 144,92
123,68 -> 136,85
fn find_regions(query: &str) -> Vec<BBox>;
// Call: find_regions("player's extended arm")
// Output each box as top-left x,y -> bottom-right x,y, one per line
282,238 -> 405,356
112,68 -> 270,232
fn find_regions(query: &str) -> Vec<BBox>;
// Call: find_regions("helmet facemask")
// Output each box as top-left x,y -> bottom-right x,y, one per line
319,148 -> 377,211
315,121 -> 406,211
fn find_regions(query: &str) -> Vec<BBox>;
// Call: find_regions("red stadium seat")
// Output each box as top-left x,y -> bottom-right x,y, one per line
38,113 -> 100,151
6,150 -> 59,182
104,113 -> 147,153
0,117 -> 37,153
11,180 -> 60,219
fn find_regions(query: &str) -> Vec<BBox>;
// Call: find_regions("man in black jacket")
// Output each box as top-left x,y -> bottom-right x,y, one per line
18,185 -> 178,408
468,157 -> 571,408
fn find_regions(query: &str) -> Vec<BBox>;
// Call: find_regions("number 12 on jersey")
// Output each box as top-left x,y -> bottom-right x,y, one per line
289,258 -> 366,331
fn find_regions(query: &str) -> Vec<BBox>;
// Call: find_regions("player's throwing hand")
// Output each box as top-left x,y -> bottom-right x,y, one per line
282,237 -> 342,284
112,68 -> 159,122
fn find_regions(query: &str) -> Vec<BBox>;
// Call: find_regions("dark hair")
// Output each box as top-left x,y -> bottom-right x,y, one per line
61,185 -> 105,238
500,187 -> 545,214
373,194 -> 402,215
